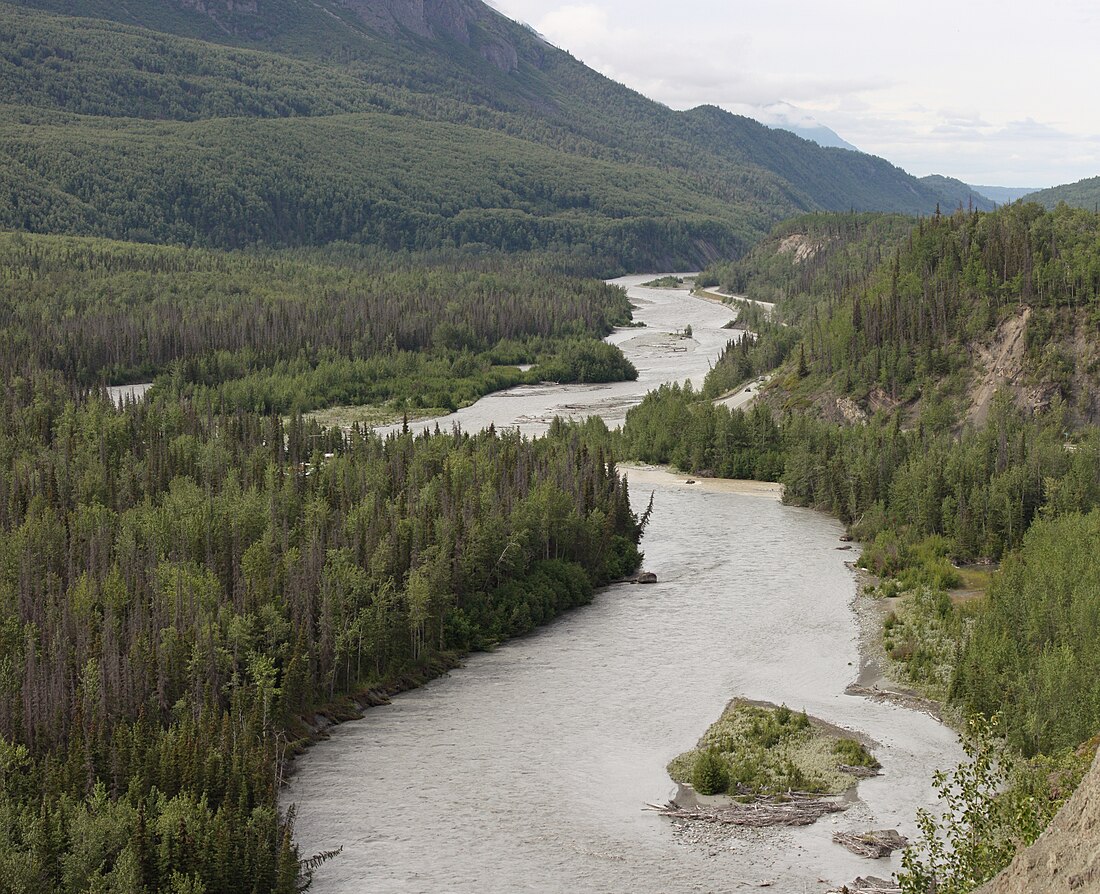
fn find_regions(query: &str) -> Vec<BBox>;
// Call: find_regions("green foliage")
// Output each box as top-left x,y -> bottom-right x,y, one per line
833,737 -> 879,769
1027,177 -> 1100,212
898,717 -> 1086,894
0,231 -> 635,412
536,339 -> 638,384
952,511 -> 1100,756
691,749 -> 729,796
621,382 -> 784,480
667,702 -> 863,798
0,374 -> 644,892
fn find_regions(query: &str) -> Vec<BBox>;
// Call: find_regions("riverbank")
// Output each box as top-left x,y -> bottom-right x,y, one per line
618,462 -> 784,498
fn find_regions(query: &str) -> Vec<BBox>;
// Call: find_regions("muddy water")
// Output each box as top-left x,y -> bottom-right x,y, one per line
288,277 -> 961,892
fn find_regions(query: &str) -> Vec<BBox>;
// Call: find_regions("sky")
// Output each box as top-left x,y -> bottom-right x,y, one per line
488,0 -> 1100,188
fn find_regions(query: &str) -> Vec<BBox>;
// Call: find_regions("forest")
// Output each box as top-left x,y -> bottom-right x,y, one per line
0,232 -> 638,414
0,221 -> 656,891
0,373 -> 644,892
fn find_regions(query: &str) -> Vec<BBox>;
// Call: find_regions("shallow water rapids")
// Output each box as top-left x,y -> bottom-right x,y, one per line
288,276 -> 961,892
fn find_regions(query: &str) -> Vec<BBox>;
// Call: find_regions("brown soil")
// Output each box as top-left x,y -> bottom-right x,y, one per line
967,307 -> 1030,428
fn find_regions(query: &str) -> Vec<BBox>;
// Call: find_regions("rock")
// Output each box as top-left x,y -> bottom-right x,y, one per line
685,479 -> 696,485
635,572 -> 658,584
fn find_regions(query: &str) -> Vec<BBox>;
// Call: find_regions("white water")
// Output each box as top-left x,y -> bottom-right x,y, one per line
288,276 -> 960,892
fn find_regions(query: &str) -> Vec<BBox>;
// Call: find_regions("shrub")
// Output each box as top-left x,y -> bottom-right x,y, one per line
692,748 -> 730,795
833,737 -> 880,768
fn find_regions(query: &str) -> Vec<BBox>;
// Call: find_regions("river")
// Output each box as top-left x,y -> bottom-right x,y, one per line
287,275 -> 961,892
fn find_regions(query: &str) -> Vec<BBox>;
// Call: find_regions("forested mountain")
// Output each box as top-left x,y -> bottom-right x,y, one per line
1026,175 -> 1100,212
1,0 -> 965,269
919,175 -> 995,212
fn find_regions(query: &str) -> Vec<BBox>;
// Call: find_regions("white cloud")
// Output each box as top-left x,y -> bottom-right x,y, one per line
490,0 -> 1100,187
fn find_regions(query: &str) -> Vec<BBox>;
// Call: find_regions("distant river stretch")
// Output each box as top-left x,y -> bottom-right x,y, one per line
287,276 -> 960,893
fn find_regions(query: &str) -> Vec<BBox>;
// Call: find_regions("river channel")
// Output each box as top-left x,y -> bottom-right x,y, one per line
287,275 -> 961,892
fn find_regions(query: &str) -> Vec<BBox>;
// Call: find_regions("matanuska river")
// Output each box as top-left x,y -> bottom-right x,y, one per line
287,276 -> 961,893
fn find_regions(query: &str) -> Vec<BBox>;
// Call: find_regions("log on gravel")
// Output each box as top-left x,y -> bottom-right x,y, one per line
832,829 -> 909,858
650,795 -> 846,827
826,877 -> 901,894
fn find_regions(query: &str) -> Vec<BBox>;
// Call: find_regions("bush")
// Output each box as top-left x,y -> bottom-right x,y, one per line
692,748 -> 729,795
833,737 -> 880,768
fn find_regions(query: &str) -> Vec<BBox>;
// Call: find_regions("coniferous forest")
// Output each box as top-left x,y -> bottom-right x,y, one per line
1,0 -> 1099,892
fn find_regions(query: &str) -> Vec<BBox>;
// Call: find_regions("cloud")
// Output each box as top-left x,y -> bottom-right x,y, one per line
488,0 -> 1100,186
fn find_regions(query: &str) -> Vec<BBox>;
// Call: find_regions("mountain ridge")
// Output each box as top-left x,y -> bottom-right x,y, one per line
0,0 -> 979,268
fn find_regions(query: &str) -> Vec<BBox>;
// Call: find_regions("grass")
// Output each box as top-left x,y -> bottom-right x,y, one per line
882,585 -> 982,702
667,700 -> 879,798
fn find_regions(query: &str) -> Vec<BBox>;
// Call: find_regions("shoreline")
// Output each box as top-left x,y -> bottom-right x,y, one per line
618,463 -> 784,498
845,563 -> 946,723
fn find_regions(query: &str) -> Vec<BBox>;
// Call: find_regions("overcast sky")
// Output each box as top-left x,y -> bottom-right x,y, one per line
489,0 -> 1099,188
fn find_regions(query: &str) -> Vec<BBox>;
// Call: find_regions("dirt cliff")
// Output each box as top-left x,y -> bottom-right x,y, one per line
976,749 -> 1100,893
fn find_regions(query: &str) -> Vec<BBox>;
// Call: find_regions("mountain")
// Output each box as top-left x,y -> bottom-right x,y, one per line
0,0 -> 960,269
919,175 -> 996,211
970,184 -> 1041,204
1025,175 -> 1100,211
741,102 -> 860,151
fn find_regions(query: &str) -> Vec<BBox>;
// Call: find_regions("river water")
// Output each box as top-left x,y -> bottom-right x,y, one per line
288,276 -> 961,893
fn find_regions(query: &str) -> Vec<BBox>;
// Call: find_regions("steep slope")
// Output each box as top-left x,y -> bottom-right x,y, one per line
1027,174 -> 1100,211
0,0 -> 956,268
703,203 -> 1100,427
975,749 -> 1100,894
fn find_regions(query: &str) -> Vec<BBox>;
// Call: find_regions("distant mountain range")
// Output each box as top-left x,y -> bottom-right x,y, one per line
738,102 -> 860,152
970,184 -> 1041,204
0,0 -> 1002,270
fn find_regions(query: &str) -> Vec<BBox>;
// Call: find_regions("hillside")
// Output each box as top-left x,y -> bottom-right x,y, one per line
703,204 -> 1100,428
1027,175 -> 1100,211
1,0 -> 964,269
919,175 -> 996,212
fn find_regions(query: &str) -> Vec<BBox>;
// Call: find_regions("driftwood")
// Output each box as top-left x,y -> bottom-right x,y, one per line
647,794 -> 846,828
832,829 -> 909,859
838,763 -> 882,778
826,877 -> 900,894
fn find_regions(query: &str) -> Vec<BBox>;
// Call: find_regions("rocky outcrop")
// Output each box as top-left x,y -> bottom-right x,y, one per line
339,0 -> 535,71
975,749 -> 1100,894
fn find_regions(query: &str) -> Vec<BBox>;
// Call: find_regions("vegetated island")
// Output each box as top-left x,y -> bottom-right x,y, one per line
641,275 -> 687,288
657,700 -> 879,828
